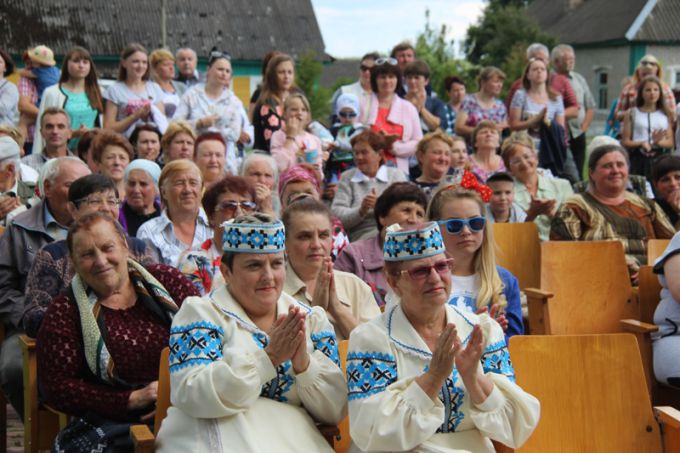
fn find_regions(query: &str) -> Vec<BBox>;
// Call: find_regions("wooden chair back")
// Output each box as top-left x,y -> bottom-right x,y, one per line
153,348 -> 171,436
637,265 -> 662,324
334,340 -> 350,453
20,335 -> 67,453
0,225 -> 5,237
492,222 -> 540,291
647,239 -> 670,265
509,334 -> 662,452
536,240 -> 637,334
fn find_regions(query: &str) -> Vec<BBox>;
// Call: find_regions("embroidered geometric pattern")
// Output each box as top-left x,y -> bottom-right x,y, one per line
168,321 -> 224,373
481,340 -> 515,382
383,222 -> 444,261
311,331 -> 341,367
346,351 -> 398,400
249,331 -> 295,402
261,361 -> 295,402
221,220 -> 285,254
437,369 -> 465,432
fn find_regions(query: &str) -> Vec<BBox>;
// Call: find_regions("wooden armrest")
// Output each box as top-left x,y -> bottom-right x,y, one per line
655,406 -> 680,429
524,288 -> 554,300
131,424 -> 155,453
19,334 -> 36,353
317,423 -> 340,445
620,319 -> 659,334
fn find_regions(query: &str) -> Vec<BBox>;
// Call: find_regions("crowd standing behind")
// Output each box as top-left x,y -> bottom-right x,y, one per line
1,38 -> 680,452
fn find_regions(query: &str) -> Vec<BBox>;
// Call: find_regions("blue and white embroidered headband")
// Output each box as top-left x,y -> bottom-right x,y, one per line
383,222 -> 445,262
221,219 -> 286,254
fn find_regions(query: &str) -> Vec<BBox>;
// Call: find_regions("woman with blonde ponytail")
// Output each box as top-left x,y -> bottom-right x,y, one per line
427,184 -> 524,337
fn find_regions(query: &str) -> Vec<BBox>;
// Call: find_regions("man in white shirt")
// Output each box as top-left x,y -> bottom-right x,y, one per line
329,52 -> 379,125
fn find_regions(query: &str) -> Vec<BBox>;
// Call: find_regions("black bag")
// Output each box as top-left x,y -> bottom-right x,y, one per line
52,412 -> 137,453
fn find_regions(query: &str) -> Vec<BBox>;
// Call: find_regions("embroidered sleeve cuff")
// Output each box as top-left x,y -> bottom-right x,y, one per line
252,347 -> 278,384
292,353 -> 322,386
473,384 -> 505,412
404,379 -> 441,411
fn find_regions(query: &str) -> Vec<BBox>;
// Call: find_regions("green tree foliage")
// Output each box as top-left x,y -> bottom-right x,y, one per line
463,1 -> 557,90
414,10 -> 477,99
296,50 -> 332,123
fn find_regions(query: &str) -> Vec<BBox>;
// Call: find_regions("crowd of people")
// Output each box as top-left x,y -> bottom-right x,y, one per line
0,37 -> 678,452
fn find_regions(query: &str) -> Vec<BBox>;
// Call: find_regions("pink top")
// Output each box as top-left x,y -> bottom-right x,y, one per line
270,130 -> 323,174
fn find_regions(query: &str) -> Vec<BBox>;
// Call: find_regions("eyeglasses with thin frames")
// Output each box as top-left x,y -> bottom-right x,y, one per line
77,197 -> 121,208
398,258 -> 454,280
215,200 -> 256,214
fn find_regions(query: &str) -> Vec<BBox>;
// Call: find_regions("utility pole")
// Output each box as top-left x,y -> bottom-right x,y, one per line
161,0 -> 167,48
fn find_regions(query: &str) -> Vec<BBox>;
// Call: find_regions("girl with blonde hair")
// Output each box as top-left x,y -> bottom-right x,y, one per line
427,185 -> 524,337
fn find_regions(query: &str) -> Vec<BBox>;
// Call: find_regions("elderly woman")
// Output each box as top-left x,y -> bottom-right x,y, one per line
279,164 -> 349,260
652,155 -> 680,228
161,120 -> 196,164
469,120 -> 506,182
455,66 -> 508,139
130,122 -> 162,161
282,198 -> 380,340
501,132 -> 573,241
149,48 -> 186,119
175,49 -> 243,174
137,159 -> 212,266
194,132 -> 227,188
24,173 -> 160,337
36,212 -> 198,451
346,221 -> 539,452
240,151 -> 280,216
177,175 -> 256,295
551,143 -> 674,273
413,130 -> 455,198
335,181 -> 427,307
120,159 -> 161,236
156,213 -> 346,452
366,57 -> 422,175
331,129 -> 407,241
652,232 -> 680,389
91,129 -> 134,198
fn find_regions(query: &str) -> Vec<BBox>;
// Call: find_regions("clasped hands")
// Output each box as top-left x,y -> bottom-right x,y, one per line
265,305 -> 310,374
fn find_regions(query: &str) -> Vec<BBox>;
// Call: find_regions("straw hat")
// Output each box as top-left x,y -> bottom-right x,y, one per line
27,45 -> 56,66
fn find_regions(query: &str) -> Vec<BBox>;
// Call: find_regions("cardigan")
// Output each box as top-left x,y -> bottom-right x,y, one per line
366,94 -> 423,175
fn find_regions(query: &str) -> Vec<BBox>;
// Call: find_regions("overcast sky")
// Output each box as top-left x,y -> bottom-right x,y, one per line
310,0 -> 486,59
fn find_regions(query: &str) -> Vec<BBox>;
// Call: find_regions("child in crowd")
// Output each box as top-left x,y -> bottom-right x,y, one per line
270,92 -> 324,176
21,45 -> 60,106
327,93 -> 362,184
485,172 -> 527,223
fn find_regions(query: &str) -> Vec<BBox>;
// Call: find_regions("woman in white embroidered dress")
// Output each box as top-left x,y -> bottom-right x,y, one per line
156,213 -> 346,452
346,221 -> 539,453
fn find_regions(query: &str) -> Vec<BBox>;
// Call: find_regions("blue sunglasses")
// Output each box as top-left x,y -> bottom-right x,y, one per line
438,217 -> 486,235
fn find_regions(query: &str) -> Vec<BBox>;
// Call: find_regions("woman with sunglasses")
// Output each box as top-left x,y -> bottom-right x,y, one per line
33,46 -> 103,153
175,49 -> 243,175
103,43 -> 167,138
346,221 -> 539,452
365,57 -> 422,176
427,184 -> 524,338
253,53 -> 298,152
282,198 -> 380,340
177,175 -> 256,295
615,55 -> 676,122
